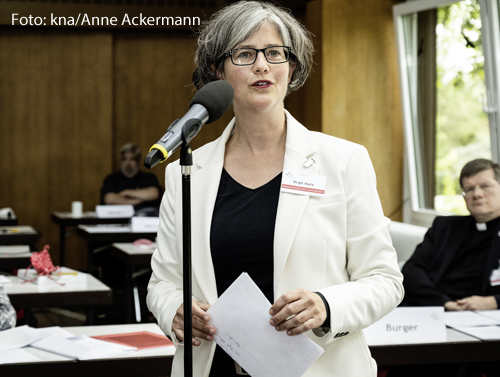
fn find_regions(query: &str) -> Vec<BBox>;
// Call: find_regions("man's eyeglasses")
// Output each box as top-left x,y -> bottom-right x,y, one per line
222,46 -> 292,66
462,182 -> 499,197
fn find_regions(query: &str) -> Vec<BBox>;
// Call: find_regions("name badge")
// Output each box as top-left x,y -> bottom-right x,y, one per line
281,170 -> 327,197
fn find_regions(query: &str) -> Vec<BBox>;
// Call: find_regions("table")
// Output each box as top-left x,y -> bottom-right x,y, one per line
51,212 -> 131,266
2,326 -> 500,375
369,328 -> 500,366
111,242 -> 155,266
4,273 -> 112,325
76,225 -> 156,275
0,226 -> 40,247
111,242 -> 155,323
0,217 -> 18,226
0,323 -> 174,376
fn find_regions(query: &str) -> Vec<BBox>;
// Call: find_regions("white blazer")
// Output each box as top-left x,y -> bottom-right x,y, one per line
147,111 -> 404,377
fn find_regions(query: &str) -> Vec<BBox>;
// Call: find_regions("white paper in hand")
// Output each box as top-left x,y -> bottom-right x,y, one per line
207,272 -> 324,377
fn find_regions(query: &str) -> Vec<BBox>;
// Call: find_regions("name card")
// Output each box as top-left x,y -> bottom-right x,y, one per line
281,170 -> 327,197
131,216 -> 159,233
95,205 -> 134,218
362,307 -> 446,345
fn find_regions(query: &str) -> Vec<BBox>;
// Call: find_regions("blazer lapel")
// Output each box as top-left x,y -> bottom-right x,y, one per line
190,120 -> 235,304
274,111 -> 318,298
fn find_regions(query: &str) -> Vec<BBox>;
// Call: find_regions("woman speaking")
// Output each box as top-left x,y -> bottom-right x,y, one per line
147,1 -> 404,376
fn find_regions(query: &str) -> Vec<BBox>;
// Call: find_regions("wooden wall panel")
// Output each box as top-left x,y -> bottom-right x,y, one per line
320,0 -> 404,220
284,1 -> 322,132
0,29 -> 113,268
0,0 -> 405,276
113,30 -> 233,184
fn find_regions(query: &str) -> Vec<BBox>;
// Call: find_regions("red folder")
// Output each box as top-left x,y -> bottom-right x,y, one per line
92,331 -> 174,350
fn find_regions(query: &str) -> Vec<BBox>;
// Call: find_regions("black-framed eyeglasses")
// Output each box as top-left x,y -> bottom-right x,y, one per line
222,46 -> 292,66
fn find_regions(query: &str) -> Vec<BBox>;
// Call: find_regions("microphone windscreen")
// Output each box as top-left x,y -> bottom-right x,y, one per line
190,81 -> 234,124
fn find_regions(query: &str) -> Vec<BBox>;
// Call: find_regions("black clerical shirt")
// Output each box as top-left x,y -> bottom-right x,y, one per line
439,216 -> 500,301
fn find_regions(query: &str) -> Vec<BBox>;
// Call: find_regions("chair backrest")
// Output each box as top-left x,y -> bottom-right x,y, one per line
389,221 -> 428,268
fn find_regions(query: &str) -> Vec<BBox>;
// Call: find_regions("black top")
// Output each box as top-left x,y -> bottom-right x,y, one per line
100,170 -> 162,211
439,216 -> 500,300
209,168 -> 281,376
210,168 -> 281,304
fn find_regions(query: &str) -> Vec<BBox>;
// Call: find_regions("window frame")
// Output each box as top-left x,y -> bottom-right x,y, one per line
393,0 -> 500,227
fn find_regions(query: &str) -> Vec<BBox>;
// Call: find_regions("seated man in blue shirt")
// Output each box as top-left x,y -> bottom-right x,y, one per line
402,158 -> 500,311
100,143 -> 162,213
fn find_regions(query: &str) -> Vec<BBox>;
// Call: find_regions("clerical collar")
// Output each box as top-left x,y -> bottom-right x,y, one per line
476,223 -> 487,231
475,215 -> 500,231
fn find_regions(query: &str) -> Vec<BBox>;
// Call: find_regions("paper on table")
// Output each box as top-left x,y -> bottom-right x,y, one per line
17,267 -> 87,285
0,325 -> 49,351
207,272 -> 324,377
475,310 -> 500,323
79,224 -> 132,233
0,349 -> 41,364
0,226 -> 36,234
444,311 -> 500,328
455,325 -> 500,340
31,334 -> 137,360
70,335 -> 137,360
30,326 -> 76,339
0,275 -> 12,285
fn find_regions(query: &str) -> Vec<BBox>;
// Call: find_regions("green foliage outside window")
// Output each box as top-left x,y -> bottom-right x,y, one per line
435,0 -> 490,214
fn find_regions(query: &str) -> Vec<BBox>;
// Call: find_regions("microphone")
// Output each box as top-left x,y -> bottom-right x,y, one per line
144,80 -> 234,169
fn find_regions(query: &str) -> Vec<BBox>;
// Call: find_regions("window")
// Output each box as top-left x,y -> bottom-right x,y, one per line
393,0 -> 500,226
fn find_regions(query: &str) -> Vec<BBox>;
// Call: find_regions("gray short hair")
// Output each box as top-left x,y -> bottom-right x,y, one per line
459,158 -> 500,187
192,1 -> 314,94
120,143 -> 141,162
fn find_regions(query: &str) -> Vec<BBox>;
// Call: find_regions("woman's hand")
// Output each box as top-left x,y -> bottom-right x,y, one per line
269,289 -> 327,336
172,299 -> 215,346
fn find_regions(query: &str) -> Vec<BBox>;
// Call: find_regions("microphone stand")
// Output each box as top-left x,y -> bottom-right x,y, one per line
180,143 -> 193,377
144,82 -> 234,375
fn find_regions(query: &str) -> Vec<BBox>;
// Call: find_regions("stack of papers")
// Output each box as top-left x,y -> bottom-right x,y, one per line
17,267 -> 87,285
0,326 -> 137,364
31,334 -> 136,360
444,311 -> 500,340
0,325 -> 53,351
